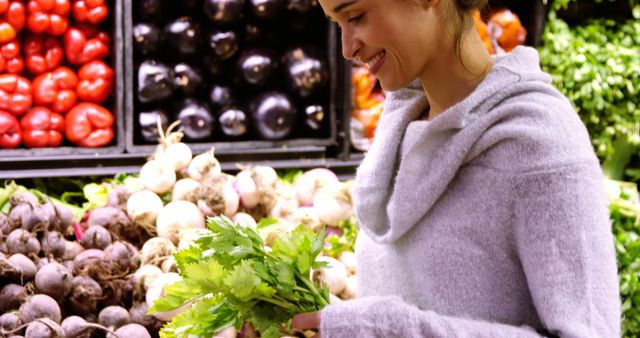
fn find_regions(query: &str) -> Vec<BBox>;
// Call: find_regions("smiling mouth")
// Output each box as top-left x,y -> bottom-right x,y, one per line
364,51 -> 385,73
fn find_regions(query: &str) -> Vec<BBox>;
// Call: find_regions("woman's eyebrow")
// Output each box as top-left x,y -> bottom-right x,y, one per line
334,0 -> 358,13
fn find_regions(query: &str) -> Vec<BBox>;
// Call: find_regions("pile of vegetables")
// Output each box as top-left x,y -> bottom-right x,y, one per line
0,0 -> 116,150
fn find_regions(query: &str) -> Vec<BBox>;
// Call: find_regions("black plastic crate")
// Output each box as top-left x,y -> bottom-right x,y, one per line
124,0 -> 347,157
0,0 -> 125,160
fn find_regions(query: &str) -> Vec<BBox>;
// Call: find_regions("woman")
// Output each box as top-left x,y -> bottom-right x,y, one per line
292,0 -> 621,337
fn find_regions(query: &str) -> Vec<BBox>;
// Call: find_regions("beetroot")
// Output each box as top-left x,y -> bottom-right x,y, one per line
67,276 -> 103,315
8,253 -> 37,283
10,191 -> 39,208
107,186 -> 132,211
34,262 -> 73,300
39,231 -> 66,258
87,207 -> 132,237
109,323 -> 151,338
24,318 -> 64,338
62,316 -> 118,338
80,226 -> 112,250
73,249 -> 107,278
19,294 -> 62,324
99,306 -> 131,331
19,204 -> 54,232
1,212 -> 14,236
0,312 -> 22,333
0,284 -> 28,312
62,241 -> 85,261
6,229 -> 40,257
129,302 -> 163,335
105,241 -> 139,273
35,257 -> 53,270
1,255 -> 20,281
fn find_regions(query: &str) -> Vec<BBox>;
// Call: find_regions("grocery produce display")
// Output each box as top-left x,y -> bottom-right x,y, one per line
0,0 -> 116,150
129,0 -> 333,146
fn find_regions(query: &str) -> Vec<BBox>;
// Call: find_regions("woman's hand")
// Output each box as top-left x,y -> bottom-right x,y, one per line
292,311 -> 322,338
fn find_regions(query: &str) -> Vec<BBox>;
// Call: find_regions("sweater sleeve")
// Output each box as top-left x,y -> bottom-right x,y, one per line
320,164 -> 620,338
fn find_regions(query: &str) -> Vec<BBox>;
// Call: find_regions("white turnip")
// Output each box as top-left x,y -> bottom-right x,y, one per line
156,142 -> 192,172
34,262 -> 73,300
39,231 -> 66,258
140,160 -> 177,194
338,251 -> 357,276
8,253 -> 37,283
146,273 -> 189,322
156,201 -> 205,244
231,212 -> 257,230
187,149 -> 222,182
171,178 -> 201,201
0,284 -> 27,312
313,182 -> 353,227
132,264 -> 163,299
294,168 -> 339,206
67,276 -> 103,315
294,207 -> 323,232
339,275 -> 357,300
99,306 -> 131,331
195,176 -> 239,218
129,302 -> 164,336
6,229 -> 40,257
312,256 -> 348,296
80,226 -> 112,250
212,325 -> 237,338
24,318 -> 63,338
19,294 -> 61,324
161,255 -> 177,273
127,190 -> 164,229
139,237 -> 176,266
234,170 -> 259,208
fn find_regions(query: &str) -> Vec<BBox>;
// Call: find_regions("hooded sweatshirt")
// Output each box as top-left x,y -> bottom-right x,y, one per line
320,47 -> 621,337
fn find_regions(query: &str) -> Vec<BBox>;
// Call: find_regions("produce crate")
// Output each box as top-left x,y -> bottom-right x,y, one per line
0,0 -> 125,160
123,0 -> 348,158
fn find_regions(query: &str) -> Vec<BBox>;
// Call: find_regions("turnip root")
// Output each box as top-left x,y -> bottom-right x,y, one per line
329,293 -> 342,304
161,255 -> 177,273
313,256 -> 348,296
140,160 -> 176,194
187,149 -> 221,182
294,207 -> 323,232
156,142 -> 192,172
129,302 -> 164,336
234,170 -> 259,208
62,316 -> 118,338
193,176 -> 239,218
127,190 -> 164,229
8,253 -> 37,283
39,231 -> 66,258
269,196 -> 299,224
146,273 -> 189,322
171,178 -> 201,201
339,275 -> 357,300
105,241 -> 139,273
313,182 -> 353,227
99,306 -> 131,331
338,251 -> 357,276
62,241 -> 85,261
140,237 -> 176,266
35,262 -> 73,300
107,186 -> 132,211
212,325 -> 237,338
80,226 -> 112,249
19,294 -> 61,324
295,168 -> 339,206
24,318 -> 64,338
231,212 -> 257,230
132,264 -> 163,299
0,284 -> 27,312
110,323 -> 151,338
67,276 -> 103,315
234,166 -> 279,219
156,201 -> 205,244
6,229 -> 40,257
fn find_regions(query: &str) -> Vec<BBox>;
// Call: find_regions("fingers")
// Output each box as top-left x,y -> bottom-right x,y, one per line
292,311 -> 321,331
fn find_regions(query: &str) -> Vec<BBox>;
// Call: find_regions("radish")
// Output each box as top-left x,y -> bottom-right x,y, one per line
312,256 -> 348,296
146,273 -> 190,322
39,231 -> 66,258
24,318 -> 64,338
8,253 -> 37,283
34,262 -> 73,300
19,294 -> 61,324
0,284 -> 27,313
80,226 -> 112,249
313,182 -> 353,227
62,316 -> 118,338
68,276 -> 103,315
295,168 -> 339,206
127,190 -> 164,229
156,201 -> 205,244
187,149 -> 222,182
6,229 -> 40,257
140,237 -> 176,266
140,160 -> 176,194
171,178 -> 201,201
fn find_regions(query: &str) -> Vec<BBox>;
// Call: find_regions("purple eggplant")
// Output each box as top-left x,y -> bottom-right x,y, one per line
249,0 -> 284,20
286,0 -> 318,12
137,60 -> 175,103
204,0 -> 244,25
249,91 -> 296,140
173,63 -> 204,96
176,99 -> 215,140
134,0 -> 162,21
218,107 -> 248,137
209,85 -> 236,110
138,110 -> 169,143
164,17 -> 201,56
133,23 -> 162,55
282,46 -> 329,98
237,48 -> 276,86
203,55 -> 224,77
303,104 -> 326,131
208,30 -> 239,61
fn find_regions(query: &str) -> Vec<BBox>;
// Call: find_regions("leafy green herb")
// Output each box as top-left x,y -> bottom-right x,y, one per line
324,218 -> 359,258
150,216 -> 330,338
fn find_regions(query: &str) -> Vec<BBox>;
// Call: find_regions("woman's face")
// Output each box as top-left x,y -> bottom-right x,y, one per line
319,0 -> 448,91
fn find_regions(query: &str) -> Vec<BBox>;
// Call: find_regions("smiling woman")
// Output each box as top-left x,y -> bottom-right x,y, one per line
292,0 -> 622,337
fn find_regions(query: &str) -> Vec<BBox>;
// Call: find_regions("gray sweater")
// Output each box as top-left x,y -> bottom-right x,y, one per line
320,47 -> 621,337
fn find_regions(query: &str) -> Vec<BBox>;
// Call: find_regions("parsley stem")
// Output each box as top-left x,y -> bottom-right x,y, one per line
296,272 -> 329,308
256,296 -> 296,311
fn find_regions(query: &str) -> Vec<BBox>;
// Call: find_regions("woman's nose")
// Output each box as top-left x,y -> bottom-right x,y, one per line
341,29 -> 361,61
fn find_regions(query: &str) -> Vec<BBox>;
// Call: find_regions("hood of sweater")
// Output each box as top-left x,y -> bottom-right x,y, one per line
353,46 -> 572,244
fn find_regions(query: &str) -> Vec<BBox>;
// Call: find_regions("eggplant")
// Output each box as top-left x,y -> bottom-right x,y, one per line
237,48 -> 276,86
208,30 -> 239,61
249,0 -> 284,20
218,107 -> 248,137
137,60 -> 175,103
209,85 -> 235,110
286,0 -> 318,12
249,91 -> 296,140
134,0 -> 162,21
282,46 -> 329,98
176,99 -> 214,140
203,55 -> 224,77
173,63 -> 203,96
138,110 -> 169,143
133,23 -> 163,55
204,0 -> 244,25
164,17 -> 201,56
303,104 -> 326,131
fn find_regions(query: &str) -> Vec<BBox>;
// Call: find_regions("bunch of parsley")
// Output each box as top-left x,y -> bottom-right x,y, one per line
149,216 -> 330,338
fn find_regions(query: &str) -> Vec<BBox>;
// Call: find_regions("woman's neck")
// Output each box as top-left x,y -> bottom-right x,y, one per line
419,31 -> 494,121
